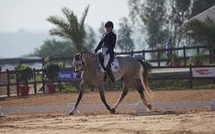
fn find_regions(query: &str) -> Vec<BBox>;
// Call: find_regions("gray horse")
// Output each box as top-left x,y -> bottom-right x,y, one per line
68,51 -> 153,115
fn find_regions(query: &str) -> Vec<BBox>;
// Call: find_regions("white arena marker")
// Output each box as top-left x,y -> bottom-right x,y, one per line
211,99 -> 215,111
66,103 -> 75,113
135,101 -> 147,113
0,106 -> 4,116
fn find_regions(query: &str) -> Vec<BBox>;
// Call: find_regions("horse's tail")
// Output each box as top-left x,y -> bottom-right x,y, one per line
138,59 -> 154,99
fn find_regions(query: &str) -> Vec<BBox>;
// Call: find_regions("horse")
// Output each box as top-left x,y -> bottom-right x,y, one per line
68,51 -> 153,115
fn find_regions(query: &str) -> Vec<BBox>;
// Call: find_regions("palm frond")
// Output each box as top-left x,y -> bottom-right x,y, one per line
47,6 -> 90,52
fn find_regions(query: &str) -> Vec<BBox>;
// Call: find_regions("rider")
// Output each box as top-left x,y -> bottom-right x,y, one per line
94,21 -> 116,83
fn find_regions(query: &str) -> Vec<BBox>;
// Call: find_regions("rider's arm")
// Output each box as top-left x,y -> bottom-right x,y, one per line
95,33 -> 106,53
95,40 -> 103,53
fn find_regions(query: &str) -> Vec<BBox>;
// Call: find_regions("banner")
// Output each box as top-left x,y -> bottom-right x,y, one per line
192,67 -> 215,77
58,70 -> 76,81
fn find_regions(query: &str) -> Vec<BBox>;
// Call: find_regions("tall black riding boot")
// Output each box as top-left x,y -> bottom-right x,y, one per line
105,64 -> 115,83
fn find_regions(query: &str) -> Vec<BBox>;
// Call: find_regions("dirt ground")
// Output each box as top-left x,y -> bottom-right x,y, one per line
0,89 -> 215,134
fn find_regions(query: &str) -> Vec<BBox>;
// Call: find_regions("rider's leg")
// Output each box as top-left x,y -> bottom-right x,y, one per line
103,53 -> 115,83
106,62 -> 115,82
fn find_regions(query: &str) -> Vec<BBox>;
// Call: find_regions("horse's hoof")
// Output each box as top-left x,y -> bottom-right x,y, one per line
68,111 -> 74,116
147,104 -> 152,110
110,108 -> 116,114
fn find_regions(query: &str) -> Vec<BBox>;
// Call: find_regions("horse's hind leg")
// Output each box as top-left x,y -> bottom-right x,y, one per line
134,79 -> 152,110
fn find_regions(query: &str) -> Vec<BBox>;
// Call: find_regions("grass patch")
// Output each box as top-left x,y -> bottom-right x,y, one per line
61,82 -> 79,92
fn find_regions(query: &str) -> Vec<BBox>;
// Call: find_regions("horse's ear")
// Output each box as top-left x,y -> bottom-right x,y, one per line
74,53 -> 82,60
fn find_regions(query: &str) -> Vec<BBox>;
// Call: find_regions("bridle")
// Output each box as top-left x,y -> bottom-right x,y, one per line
73,52 -> 101,73
73,53 -> 85,73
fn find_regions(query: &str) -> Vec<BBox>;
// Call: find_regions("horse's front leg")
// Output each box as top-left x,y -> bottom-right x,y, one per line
68,81 -> 85,115
98,86 -> 115,114
112,81 -> 129,112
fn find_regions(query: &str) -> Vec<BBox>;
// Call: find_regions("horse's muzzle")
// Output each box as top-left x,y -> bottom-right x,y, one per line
75,68 -> 83,73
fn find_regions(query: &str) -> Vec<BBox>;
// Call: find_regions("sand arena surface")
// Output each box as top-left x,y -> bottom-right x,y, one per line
0,89 -> 215,134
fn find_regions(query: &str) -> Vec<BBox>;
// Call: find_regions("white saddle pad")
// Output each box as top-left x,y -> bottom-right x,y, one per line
99,57 -> 120,73
111,58 -> 120,72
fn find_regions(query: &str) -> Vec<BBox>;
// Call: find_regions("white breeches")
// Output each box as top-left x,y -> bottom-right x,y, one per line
103,53 -> 110,67
101,47 -> 110,67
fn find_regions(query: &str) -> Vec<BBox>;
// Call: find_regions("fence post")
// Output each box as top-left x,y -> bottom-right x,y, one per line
197,46 -> 200,54
33,68 -> 37,94
42,69 -> 45,93
209,45 -> 212,64
183,46 -> 186,66
42,58 -> 45,68
157,50 -> 160,67
63,57 -> 66,68
16,71 -> 19,96
58,81 -> 62,92
189,65 -> 193,89
41,58 -> 46,93
142,50 -> 145,60
6,69 -> 10,97
131,51 -> 134,56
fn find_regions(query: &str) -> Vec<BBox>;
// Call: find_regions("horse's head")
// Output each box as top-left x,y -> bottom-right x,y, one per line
73,51 -> 97,72
73,53 -> 84,72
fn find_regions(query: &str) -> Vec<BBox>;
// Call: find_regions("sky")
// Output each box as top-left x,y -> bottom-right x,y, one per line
0,0 -> 129,32
0,0 -> 129,58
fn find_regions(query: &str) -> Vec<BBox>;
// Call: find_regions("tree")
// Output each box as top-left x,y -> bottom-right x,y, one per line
117,17 -> 135,52
98,22 -> 105,36
170,0 -> 192,47
191,0 -> 215,17
31,39 -> 74,58
184,17 -> 215,46
47,5 -> 91,52
85,26 -> 96,50
183,17 -> 215,60
128,0 -> 168,49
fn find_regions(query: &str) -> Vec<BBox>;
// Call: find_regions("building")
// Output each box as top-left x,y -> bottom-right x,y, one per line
0,56 -> 43,72
184,5 -> 215,24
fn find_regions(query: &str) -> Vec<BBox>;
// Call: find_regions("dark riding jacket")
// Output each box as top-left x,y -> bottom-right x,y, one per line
95,31 -> 116,61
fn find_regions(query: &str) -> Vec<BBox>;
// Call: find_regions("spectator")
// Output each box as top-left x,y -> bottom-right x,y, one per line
166,38 -> 172,66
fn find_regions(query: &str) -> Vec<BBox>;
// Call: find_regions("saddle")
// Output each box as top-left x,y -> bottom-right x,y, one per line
97,53 -> 119,73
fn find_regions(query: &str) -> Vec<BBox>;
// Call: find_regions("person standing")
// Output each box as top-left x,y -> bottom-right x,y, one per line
166,38 -> 173,66
94,21 -> 116,82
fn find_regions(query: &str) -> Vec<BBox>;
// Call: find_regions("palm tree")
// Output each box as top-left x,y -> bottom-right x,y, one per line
47,5 -> 89,52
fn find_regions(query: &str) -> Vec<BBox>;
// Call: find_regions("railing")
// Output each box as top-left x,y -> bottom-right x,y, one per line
0,45 -> 213,71
1,65 -> 215,98
0,45 -> 214,98
116,45 -> 213,67
0,68 -> 76,98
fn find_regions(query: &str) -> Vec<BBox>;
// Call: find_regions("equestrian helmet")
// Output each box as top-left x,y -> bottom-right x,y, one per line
105,21 -> 114,29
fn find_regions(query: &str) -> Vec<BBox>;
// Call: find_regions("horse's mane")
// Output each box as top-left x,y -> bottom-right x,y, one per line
81,51 -> 97,63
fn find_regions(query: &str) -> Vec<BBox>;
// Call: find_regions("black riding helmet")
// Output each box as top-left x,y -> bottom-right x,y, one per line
105,21 -> 114,29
